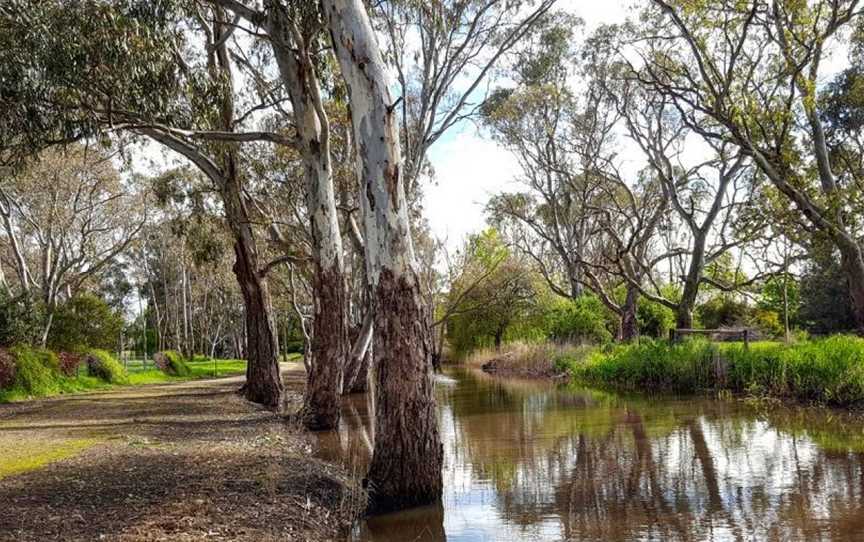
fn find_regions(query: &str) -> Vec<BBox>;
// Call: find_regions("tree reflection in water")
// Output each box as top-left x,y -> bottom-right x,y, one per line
318,368 -> 864,541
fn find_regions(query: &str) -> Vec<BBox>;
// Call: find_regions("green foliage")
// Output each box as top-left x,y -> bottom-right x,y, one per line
696,295 -> 750,330
547,295 -> 614,344
0,289 -> 44,347
8,345 -> 59,395
573,338 -> 718,393
758,274 -> 799,322
0,0 -> 184,166
798,244 -> 857,334
570,336 -> 864,407
48,294 -> 124,352
154,350 -> 191,377
447,230 -> 539,356
637,298 -> 675,338
85,349 -> 128,384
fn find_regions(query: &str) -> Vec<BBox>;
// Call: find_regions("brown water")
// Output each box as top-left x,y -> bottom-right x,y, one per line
316,368 -> 864,541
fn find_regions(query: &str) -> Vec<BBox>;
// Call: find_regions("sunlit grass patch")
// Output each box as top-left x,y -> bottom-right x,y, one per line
0,437 -> 100,479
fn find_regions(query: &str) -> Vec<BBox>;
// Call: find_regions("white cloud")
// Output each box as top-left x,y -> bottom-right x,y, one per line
423,128 -> 520,249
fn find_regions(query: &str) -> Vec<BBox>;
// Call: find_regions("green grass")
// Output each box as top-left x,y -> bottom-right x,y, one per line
0,346 -> 247,403
567,335 -> 864,407
126,359 -> 247,385
0,438 -> 101,479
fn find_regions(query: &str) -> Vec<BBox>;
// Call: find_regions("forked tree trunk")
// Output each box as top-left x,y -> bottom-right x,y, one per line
619,284 -> 639,342
269,6 -> 349,430
343,311 -> 373,394
323,0 -> 443,513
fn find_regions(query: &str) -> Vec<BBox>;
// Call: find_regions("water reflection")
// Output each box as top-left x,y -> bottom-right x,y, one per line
317,368 -> 864,541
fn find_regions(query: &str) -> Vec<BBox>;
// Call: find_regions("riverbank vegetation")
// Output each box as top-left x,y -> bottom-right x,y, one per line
566,336 -> 864,407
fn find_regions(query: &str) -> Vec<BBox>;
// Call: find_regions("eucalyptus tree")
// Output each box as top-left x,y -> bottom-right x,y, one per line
614,84 -> 761,329
632,0 -> 864,331
0,145 -> 145,345
0,0 -> 296,405
483,12 -> 592,300
322,0 -> 444,513
374,0 -> 558,200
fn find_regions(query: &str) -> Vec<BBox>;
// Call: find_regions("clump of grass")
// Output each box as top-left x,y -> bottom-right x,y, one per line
85,349 -> 129,384
569,335 -> 864,406
466,341 -> 593,378
154,350 -> 191,377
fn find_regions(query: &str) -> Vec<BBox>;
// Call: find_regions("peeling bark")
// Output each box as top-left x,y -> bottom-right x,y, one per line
267,4 -> 350,429
323,0 -> 443,513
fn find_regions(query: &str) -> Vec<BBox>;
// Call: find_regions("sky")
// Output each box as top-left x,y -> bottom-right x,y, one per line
422,0 -> 633,251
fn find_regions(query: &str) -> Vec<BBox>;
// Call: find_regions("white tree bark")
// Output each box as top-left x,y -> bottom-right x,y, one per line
322,0 -> 443,513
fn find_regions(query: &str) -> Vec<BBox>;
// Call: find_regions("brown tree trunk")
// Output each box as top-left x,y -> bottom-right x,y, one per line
838,239 -> 864,333
231,236 -> 283,407
366,269 -> 441,512
619,284 -> 639,342
301,264 -> 347,428
323,0 -> 443,513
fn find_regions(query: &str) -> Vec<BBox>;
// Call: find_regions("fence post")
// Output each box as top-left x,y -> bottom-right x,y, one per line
743,329 -> 750,351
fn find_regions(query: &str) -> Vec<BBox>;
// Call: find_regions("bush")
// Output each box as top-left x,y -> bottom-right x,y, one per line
548,295 -> 614,344
153,350 -> 191,377
0,290 -> 44,347
48,294 -> 124,351
637,298 -> 675,339
57,352 -> 84,377
85,349 -> 128,384
9,345 -> 60,396
696,295 -> 751,330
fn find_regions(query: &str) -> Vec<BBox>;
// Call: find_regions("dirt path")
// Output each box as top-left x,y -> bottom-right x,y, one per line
0,364 -> 361,541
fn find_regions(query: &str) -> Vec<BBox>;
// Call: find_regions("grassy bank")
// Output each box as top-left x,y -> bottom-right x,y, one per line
568,335 -> 864,407
465,341 -> 593,378
0,346 -> 250,403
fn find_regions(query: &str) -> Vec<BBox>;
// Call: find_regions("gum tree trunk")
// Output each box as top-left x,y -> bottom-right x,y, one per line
268,6 -> 350,430
343,311 -> 373,393
323,0 -> 443,513
619,284 -> 639,342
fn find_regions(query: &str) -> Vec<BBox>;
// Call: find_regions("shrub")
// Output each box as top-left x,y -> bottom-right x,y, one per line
0,289 -> 44,347
85,349 -> 128,384
548,295 -> 614,344
696,295 -> 751,330
57,352 -> 84,377
153,350 -> 191,377
9,345 -> 60,396
48,294 -> 124,351
637,298 -> 676,339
